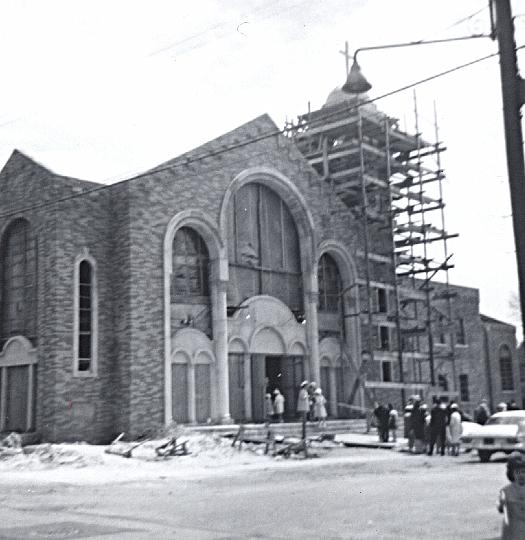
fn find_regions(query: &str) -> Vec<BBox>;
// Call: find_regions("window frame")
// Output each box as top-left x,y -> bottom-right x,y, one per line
229,183 -> 303,311
172,227 -> 210,300
73,254 -> 98,377
0,218 -> 37,343
499,344 -> 514,391
455,317 -> 466,346
459,374 -> 469,402
381,360 -> 393,382
318,253 -> 342,313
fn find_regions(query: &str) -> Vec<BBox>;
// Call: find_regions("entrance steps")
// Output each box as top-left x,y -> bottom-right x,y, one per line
186,419 -> 368,438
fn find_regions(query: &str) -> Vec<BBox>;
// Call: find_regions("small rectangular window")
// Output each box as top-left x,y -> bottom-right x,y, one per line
438,374 -> 448,391
378,326 -> 390,351
459,374 -> 469,402
377,288 -> 388,313
382,361 -> 392,382
456,318 -> 466,345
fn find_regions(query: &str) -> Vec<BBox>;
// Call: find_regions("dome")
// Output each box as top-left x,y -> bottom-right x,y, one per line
322,87 -> 382,119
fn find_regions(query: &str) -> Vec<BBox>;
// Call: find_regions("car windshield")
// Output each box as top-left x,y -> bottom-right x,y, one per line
486,416 -> 525,426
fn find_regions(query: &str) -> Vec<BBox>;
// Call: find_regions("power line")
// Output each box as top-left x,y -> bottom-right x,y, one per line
443,5 -> 489,32
0,49 -> 500,221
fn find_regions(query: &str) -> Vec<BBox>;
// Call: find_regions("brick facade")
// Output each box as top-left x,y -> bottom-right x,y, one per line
0,115 -> 521,442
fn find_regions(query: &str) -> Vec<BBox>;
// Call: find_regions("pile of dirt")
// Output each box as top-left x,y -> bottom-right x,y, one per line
0,433 -> 103,471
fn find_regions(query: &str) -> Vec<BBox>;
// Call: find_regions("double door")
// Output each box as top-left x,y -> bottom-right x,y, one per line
251,355 -> 304,422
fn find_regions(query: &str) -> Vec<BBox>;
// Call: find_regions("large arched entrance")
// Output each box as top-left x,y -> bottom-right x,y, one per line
227,296 -> 308,423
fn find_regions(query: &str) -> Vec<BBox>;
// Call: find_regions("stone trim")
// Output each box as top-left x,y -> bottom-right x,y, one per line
164,212 -> 226,425
72,251 -> 98,378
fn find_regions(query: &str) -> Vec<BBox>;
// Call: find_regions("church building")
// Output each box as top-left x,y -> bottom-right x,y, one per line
0,89 -> 521,442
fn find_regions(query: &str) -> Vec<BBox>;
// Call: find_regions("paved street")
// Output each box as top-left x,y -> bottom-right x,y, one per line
0,447 -> 508,539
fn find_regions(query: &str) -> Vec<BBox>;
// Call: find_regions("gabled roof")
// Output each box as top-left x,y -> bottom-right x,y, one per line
0,149 -> 101,189
147,113 -> 281,174
480,314 -> 515,328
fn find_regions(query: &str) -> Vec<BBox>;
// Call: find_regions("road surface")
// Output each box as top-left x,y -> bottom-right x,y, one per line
0,447 -> 507,539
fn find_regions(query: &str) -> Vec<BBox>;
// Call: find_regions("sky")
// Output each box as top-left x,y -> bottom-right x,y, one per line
1,0 -> 524,338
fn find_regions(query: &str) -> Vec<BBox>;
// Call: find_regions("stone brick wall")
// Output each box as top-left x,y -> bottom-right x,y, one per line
109,114 -> 367,437
0,151 -> 116,442
482,316 -> 521,412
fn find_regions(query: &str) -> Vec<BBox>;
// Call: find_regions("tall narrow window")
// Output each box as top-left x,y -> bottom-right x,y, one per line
78,261 -> 93,372
318,254 -> 341,313
0,218 -> 37,344
74,257 -> 97,376
499,345 -> 514,391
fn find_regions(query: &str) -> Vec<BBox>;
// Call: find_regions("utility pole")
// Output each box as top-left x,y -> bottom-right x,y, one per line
493,0 -> 525,338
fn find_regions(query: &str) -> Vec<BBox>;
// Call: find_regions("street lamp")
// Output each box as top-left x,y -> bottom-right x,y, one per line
342,35 -> 488,94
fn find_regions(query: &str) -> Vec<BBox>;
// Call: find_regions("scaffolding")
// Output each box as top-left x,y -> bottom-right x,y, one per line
285,85 -> 459,406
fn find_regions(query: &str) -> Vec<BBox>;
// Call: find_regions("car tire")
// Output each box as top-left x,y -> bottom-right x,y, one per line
478,450 -> 492,463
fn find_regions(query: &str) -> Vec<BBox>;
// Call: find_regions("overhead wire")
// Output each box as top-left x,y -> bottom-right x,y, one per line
0,48 -> 502,222
442,5 -> 489,32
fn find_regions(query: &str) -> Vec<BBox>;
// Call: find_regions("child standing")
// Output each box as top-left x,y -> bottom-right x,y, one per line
313,388 -> 327,428
497,452 -> 525,540
388,403 -> 398,443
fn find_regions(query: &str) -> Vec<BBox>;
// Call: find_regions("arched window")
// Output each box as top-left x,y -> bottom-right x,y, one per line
0,218 -> 36,344
228,183 -> 302,310
318,253 -> 341,312
75,258 -> 97,375
172,227 -> 210,299
499,345 -> 514,391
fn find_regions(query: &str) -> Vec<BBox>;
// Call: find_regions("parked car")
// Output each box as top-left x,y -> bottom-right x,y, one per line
460,411 -> 525,462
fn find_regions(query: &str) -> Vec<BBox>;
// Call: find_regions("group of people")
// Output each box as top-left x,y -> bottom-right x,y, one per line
402,395 -> 464,456
264,389 -> 286,422
296,381 -> 328,427
264,380 -> 328,426
372,402 -> 398,443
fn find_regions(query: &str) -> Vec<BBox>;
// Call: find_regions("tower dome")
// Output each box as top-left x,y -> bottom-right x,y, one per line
322,87 -> 383,120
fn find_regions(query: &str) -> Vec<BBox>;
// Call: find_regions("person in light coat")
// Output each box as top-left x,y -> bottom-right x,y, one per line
313,388 -> 328,427
447,403 -> 462,456
297,381 -> 310,420
273,389 -> 285,423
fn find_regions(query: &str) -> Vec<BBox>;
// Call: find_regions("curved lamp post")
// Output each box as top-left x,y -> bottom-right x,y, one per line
342,35 -> 489,94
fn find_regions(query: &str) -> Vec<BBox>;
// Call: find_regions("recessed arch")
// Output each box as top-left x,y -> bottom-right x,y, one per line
228,337 -> 248,354
164,211 -> 227,425
0,217 -> 37,343
251,326 -> 286,355
219,167 -> 317,262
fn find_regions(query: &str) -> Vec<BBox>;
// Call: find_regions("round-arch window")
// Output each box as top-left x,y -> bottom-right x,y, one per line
0,218 -> 36,342
228,183 -> 302,311
172,227 -> 210,298
318,253 -> 341,313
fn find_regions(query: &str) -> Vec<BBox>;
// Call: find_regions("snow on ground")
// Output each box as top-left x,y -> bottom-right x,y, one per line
0,432 -> 355,485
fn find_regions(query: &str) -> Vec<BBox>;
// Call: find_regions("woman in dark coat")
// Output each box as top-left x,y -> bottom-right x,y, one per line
411,400 -> 426,453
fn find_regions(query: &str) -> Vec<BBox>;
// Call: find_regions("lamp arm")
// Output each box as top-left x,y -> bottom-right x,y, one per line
353,34 -> 490,62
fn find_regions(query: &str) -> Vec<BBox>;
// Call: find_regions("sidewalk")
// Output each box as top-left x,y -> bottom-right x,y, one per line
335,432 -> 407,449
